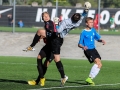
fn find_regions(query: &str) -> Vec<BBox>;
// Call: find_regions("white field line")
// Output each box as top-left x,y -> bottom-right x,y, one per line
28,83 -> 120,90
0,62 -> 36,66
0,61 -> 109,68
0,62 -> 87,68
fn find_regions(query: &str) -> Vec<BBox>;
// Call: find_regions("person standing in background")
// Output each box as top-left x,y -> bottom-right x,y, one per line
18,20 -> 24,28
7,14 -> 13,27
110,15 -> 116,31
93,13 -> 101,30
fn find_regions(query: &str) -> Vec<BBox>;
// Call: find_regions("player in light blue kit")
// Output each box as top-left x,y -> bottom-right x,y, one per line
78,17 -> 106,85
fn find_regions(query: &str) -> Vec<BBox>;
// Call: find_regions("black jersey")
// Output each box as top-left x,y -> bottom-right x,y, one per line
44,20 -> 57,37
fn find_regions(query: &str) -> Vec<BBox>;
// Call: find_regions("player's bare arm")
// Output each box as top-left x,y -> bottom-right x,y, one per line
98,39 -> 106,45
78,44 -> 88,50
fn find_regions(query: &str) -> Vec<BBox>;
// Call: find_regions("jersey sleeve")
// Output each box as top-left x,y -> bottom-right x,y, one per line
57,20 -> 66,33
78,31 -> 84,46
76,16 -> 84,27
82,10 -> 88,17
77,10 -> 88,26
93,28 -> 101,40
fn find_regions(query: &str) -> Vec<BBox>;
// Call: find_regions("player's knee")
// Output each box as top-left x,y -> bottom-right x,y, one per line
46,61 -> 50,67
99,63 -> 102,68
95,62 -> 102,68
98,62 -> 102,68
37,30 -> 42,36
37,29 -> 46,37
95,58 -> 102,68
37,55 -> 42,59
54,54 -> 60,62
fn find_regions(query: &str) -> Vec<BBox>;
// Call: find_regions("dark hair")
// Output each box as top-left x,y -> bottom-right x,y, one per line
71,13 -> 81,23
85,17 -> 93,23
42,12 -> 49,20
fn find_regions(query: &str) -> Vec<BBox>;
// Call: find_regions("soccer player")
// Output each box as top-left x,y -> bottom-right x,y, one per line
78,17 -> 106,85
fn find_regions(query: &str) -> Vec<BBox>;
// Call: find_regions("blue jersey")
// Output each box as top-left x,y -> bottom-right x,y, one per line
78,28 -> 101,49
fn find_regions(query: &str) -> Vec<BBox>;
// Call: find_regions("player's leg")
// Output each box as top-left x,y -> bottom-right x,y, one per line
113,24 -> 116,31
84,50 -> 95,85
23,29 -> 46,51
54,55 -> 68,86
31,29 -> 46,47
35,45 -> 54,86
85,49 -> 101,85
51,37 -> 68,86
36,54 -> 45,86
42,52 -> 54,75
28,49 -> 46,86
110,25 -> 115,31
35,46 -> 54,86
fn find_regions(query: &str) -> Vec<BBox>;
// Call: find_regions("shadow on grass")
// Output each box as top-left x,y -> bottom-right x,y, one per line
46,79 -> 87,85
0,79 -> 27,84
0,78 -> 87,85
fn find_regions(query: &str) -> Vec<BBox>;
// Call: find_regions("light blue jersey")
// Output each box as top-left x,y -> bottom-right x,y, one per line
57,10 -> 87,38
78,28 -> 101,49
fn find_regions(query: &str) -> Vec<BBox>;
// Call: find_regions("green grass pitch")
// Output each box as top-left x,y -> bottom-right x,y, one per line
0,56 -> 120,90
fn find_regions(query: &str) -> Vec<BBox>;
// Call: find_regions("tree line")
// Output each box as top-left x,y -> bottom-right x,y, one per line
2,0 -> 120,8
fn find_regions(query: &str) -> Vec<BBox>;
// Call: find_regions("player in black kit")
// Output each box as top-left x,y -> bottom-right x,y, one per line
25,12 -> 67,86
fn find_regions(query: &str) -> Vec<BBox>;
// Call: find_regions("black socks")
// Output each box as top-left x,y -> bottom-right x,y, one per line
30,34 -> 41,47
42,65 -> 48,76
37,59 -> 44,78
56,61 -> 65,78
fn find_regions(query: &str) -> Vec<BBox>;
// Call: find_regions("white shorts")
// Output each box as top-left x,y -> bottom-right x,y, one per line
110,24 -> 115,28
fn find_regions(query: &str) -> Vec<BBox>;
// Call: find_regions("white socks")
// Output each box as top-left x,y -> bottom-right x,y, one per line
89,64 -> 100,79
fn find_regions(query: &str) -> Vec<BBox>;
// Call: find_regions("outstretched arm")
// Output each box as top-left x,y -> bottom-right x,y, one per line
77,2 -> 91,26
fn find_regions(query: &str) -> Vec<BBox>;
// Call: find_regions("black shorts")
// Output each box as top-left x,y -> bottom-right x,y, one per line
84,48 -> 101,63
51,36 -> 63,54
39,45 -> 54,62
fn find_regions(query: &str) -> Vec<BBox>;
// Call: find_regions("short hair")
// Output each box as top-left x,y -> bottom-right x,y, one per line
42,12 -> 49,20
85,17 -> 93,23
71,13 -> 81,23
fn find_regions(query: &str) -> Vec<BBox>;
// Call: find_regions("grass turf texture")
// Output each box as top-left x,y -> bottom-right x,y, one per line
0,26 -> 120,35
0,56 -> 120,90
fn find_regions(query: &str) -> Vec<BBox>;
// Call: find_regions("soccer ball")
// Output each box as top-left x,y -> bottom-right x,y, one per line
84,2 -> 91,9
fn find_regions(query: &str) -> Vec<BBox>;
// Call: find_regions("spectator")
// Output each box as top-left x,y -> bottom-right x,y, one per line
110,15 -> 115,31
7,14 -> 13,27
18,20 -> 24,28
93,13 -> 101,30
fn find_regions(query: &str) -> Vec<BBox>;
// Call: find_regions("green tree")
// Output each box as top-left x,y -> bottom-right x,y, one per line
46,0 -> 71,6
69,0 -> 98,8
16,0 -> 28,5
28,0 -> 42,5
101,0 -> 120,8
